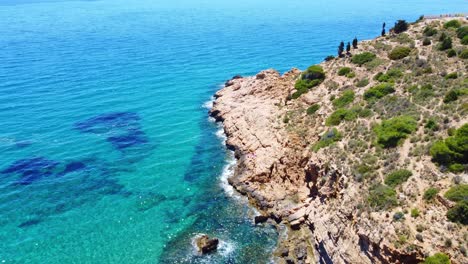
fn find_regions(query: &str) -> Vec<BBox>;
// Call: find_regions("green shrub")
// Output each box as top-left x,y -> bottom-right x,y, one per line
430,124 -> 468,168
346,72 -> 356,78
384,169 -> 413,187
445,184 -> 468,202
312,128 -> 342,151
425,119 -> 438,131
424,187 -> 439,201
444,19 -> 462,29
306,104 -> 320,115
449,164 -> 465,173
324,55 -> 335,61
459,49 -> 468,59
364,83 -> 395,101
447,49 -> 456,57
422,38 -> 431,46
388,46 -> 412,60
439,37 -> 452,51
393,20 -> 408,34
351,52 -> 376,66
423,26 -> 438,36
332,90 -> 355,108
338,67 -> 352,76
457,26 -> 468,39
411,208 -> 420,218
444,90 -> 459,103
293,65 -> 326,98
447,200 -> 468,225
368,184 -> 398,210
356,78 -> 369,87
445,72 -> 458,79
439,32 -> 448,41
374,116 -> 417,148
326,108 -> 357,126
462,35 -> 468,45
423,253 -> 450,264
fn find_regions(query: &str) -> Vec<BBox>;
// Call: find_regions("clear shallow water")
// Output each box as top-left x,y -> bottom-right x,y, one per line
0,0 -> 465,263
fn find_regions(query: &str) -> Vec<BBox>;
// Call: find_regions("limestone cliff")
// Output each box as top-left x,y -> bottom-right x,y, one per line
210,17 -> 467,264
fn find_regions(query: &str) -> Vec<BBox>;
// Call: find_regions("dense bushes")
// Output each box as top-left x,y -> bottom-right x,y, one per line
312,128 -> 342,151
293,65 -> 326,98
447,49 -> 456,57
332,90 -> 355,108
337,67 -> 352,76
459,49 -> 468,59
447,200 -> 468,225
356,78 -> 369,87
457,26 -> 468,39
422,38 -> 431,46
351,52 -> 376,66
423,26 -> 438,36
439,37 -> 453,51
423,187 -> 439,201
423,253 -> 450,264
430,124 -> 467,172
326,108 -> 357,126
444,90 -> 460,103
368,184 -> 398,210
445,72 -> 458,79
388,46 -> 411,60
393,20 -> 408,34
384,169 -> 412,187
306,104 -> 320,115
445,185 -> 468,225
374,68 -> 403,83
374,115 -> 417,148
445,185 -> 468,202
364,83 -> 395,101
444,19 -> 462,29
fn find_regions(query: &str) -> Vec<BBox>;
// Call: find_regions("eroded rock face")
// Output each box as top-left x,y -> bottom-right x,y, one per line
209,17 -> 468,264
209,70 -> 428,263
195,234 -> 219,254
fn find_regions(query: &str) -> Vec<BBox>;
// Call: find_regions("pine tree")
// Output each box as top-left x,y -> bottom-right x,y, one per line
346,42 -> 351,54
393,20 -> 408,34
352,37 -> 358,49
338,41 -> 344,57
381,22 -> 386,36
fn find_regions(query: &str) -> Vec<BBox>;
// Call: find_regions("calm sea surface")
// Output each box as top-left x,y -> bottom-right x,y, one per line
0,0 -> 465,263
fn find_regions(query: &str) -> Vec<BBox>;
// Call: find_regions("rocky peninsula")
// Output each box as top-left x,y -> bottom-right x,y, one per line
210,17 -> 467,264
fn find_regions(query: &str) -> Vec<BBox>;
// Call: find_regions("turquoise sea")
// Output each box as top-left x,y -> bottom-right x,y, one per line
0,0 -> 465,263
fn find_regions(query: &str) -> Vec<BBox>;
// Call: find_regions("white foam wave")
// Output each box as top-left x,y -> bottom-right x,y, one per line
202,97 -> 214,110
219,151 -> 237,197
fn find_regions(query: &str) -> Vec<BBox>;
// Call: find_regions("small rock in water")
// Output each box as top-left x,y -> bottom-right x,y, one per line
254,215 -> 268,224
195,234 -> 219,254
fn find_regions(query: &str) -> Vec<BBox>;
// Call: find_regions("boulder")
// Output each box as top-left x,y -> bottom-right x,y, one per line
254,215 -> 268,224
195,234 -> 219,254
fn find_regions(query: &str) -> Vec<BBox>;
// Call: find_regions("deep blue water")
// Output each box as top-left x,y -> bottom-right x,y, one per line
0,0 -> 465,263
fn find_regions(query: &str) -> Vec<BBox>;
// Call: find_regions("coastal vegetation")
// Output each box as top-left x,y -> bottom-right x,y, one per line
293,65 -> 325,98
219,15 -> 468,264
280,16 -> 467,260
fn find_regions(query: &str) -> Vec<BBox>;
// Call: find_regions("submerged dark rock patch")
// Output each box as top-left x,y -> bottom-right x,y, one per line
18,218 -> 42,228
1,157 -> 60,185
75,112 -> 150,151
107,129 -> 148,150
74,112 -> 141,134
63,161 -> 86,174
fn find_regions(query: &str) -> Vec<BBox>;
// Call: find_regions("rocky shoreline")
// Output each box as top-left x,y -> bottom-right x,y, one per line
209,16 -> 467,264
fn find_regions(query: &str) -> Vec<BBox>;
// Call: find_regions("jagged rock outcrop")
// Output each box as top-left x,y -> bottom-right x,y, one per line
210,17 -> 467,264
